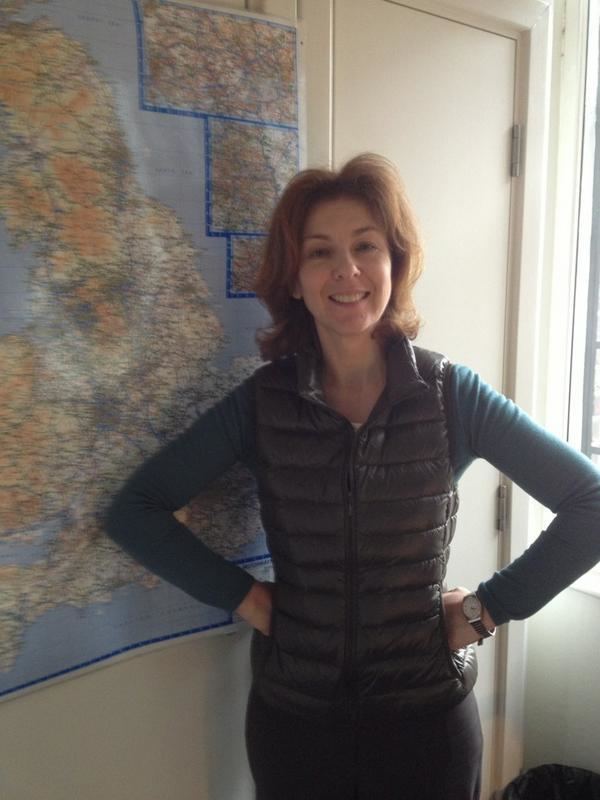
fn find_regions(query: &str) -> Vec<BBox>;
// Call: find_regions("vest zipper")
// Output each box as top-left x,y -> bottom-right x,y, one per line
343,429 -> 359,692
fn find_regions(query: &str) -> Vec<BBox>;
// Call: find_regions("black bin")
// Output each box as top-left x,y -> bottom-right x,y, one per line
503,764 -> 600,800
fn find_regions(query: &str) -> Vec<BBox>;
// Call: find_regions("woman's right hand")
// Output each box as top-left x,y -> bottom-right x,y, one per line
235,580 -> 274,636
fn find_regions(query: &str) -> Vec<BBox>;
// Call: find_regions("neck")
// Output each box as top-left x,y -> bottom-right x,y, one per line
319,335 -> 386,390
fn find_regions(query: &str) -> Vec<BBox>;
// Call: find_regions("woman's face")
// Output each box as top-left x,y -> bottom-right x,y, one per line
293,196 -> 393,350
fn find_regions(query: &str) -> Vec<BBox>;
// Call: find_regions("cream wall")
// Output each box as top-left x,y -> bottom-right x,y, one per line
0,629 -> 254,800
523,589 -> 600,774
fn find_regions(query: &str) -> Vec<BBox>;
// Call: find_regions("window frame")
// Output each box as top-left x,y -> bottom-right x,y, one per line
581,48 -> 600,466
571,7 -> 600,586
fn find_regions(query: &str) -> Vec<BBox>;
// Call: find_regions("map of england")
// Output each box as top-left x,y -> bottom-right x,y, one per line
0,0 -> 299,698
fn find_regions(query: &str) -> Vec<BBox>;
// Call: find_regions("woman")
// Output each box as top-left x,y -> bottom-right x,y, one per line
106,154 -> 600,799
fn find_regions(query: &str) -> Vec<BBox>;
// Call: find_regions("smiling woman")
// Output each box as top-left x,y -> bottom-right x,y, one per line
107,153 -> 600,800
293,198 -> 393,345
254,153 -> 423,361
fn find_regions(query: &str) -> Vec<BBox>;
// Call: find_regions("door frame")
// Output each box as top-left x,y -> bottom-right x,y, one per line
257,0 -> 559,787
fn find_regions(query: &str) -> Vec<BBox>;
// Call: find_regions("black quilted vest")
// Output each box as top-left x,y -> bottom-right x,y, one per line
251,337 -> 476,718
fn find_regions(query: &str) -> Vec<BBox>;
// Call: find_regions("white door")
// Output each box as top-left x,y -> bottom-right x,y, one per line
328,1 -> 515,795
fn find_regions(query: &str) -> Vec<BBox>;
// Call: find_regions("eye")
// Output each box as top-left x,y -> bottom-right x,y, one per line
305,246 -> 331,259
355,240 -> 378,253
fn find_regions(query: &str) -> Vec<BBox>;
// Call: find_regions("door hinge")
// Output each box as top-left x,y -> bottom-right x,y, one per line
511,124 -> 522,178
496,483 -> 508,533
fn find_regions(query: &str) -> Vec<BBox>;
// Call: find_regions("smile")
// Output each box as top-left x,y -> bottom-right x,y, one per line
329,292 -> 369,304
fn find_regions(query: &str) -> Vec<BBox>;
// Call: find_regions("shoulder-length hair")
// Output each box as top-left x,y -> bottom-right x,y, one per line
254,153 -> 423,361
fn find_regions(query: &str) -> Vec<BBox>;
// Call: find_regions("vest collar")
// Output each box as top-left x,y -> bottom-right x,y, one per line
296,336 -> 430,409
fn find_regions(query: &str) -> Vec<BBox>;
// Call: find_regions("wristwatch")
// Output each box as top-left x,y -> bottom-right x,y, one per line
462,592 -> 496,646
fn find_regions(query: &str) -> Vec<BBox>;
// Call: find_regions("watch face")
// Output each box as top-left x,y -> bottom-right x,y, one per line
463,594 -> 482,621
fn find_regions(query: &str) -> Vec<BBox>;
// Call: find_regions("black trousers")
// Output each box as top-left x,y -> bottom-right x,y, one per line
246,689 -> 483,800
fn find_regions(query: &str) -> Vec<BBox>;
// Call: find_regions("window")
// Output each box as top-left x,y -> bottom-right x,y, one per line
572,14 -> 600,591
581,37 -> 600,468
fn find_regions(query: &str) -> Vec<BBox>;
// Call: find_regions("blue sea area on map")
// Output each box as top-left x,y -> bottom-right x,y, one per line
0,219 -> 34,336
0,519 -> 61,567
0,581 -> 232,697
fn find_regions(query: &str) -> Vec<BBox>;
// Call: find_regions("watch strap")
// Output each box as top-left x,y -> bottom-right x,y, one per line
470,617 -> 495,645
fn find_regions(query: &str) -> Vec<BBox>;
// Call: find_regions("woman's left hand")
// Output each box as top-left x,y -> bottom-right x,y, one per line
442,586 -> 496,650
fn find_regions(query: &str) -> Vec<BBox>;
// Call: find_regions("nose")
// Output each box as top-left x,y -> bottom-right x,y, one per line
332,250 -> 360,280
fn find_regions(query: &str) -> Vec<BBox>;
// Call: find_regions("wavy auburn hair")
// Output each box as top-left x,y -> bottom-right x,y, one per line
254,153 -> 423,361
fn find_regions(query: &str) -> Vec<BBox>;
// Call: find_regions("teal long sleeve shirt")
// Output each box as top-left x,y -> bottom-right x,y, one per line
105,364 -> 600,626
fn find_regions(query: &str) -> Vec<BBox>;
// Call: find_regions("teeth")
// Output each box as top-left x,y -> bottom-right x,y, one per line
330,292 -> 368,303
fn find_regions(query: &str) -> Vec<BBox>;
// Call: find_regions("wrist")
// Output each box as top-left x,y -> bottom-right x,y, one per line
462,590 -> 496,644
235,580 -> 273,636
235,580 -> 261,617
481,605 -> 496,632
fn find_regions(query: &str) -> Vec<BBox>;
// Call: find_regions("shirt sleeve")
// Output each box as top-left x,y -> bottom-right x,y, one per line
104,376 -> 258,613
447,364 -> 600,625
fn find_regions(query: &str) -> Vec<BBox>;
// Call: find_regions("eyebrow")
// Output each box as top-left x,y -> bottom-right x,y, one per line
302,226 -> 381,242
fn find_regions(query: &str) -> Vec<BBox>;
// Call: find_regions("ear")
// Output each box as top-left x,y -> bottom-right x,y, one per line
292,283 -> 302,300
